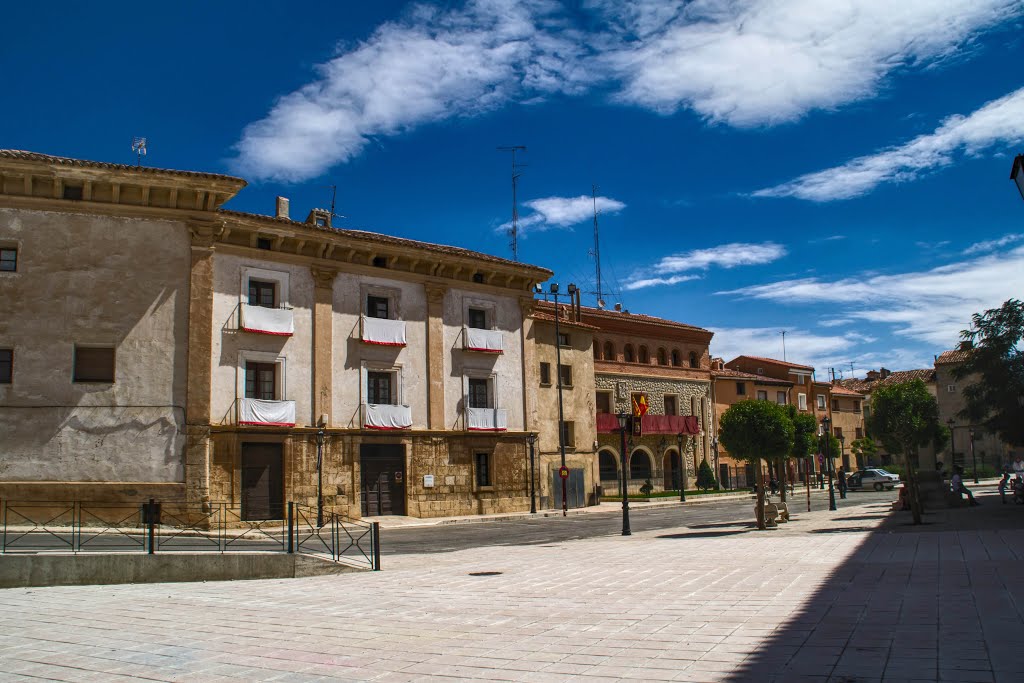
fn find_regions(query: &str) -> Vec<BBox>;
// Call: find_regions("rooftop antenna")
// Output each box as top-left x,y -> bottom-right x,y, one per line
497,145 -> 526,261
324,185 -> 346,227
780,330 -> 787,361
590,185 -> 604,307
131,137 -> 147,167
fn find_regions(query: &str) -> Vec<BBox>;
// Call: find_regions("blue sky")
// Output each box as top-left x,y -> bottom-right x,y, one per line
4,1 -> 1024,378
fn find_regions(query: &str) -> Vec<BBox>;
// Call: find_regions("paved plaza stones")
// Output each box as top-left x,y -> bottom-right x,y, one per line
0,489 -> 1022,682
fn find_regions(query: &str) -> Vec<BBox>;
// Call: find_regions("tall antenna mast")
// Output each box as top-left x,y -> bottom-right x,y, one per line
497,145 -> 526,261
591,185 -> 604,307
324,185 -> 346,227
131,137 -> 147,167
781,330 -> 787,361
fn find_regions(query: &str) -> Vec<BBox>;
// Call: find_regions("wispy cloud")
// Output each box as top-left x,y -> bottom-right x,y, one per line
233,0 -> 1022,180
809,235 -> 847,244
718,246 -> 1024,346
626,242 -> 787,291
964,232 -> 1024,254
709,327 -> 870,375
499,195 -> 626,234
818,318 -> 854,328
754,86 -> 1024,201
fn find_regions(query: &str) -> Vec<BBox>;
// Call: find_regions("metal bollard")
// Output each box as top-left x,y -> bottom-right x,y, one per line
287,502 -> 294,554
372,522 -> 381,571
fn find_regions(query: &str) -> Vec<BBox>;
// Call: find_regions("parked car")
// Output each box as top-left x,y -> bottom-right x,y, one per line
846,468 -> 901,491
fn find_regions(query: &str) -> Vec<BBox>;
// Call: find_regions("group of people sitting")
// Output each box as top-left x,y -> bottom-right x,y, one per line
998,472 -> 1024,504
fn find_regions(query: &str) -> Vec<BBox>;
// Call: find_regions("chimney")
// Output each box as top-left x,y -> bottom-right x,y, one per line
866,370 -> 880,381
275,196 -> 290,220
958,340 -> 974,352
879,367 -> 890,379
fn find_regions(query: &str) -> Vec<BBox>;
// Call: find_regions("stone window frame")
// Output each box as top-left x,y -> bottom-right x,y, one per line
474,451 -> 494,490
539,361 -> 551,386
360,360 -> 405,407
663,393 -> 679,416
798,392 -> 808,410
72,344 -> 116,384
463,370 -> 499,410
237,350 -> 288,401
736,381 -> 747,396
595,390 -> 613,414
361,283 -> 403,321
463,297 -> 497,330
0,239 -> 19,274
561,420 -> 576,451
558,363 -> 573,389
240,266 -> 290,311
0,347 -> 12,384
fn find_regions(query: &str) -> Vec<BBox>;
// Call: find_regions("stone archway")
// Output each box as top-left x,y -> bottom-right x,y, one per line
630,448 -> 653,480
663,449 -> 681,491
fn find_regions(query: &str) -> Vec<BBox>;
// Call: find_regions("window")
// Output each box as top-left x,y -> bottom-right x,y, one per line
467,308 -> 488,330
817,395 -> 826,410
736,382 -> 746,396
0,248 -> 16,272
947,384 -> 956,393
74,347 -> 115,383
831,399 -> 839,411
834,427 -> 843,439
561,421 -> 575,449
472,272 -> 485,283
798,393 -> 807,410
248,280 -> 276,308
63,185 -> 83,200
0,349 -> 11,383
855,427 -> 864,439
468,378 -> 491,408
756,390 -> 768,401
624,345 -> 635,362
475,452 -> 491,487
557,332 -> 570,347
257,237 -> 273,250
603,341 -> 614,361
596,392 -> 611,414
689,352 -> 699,368
558,364 -> 573,387
657,348 -> 667,365
367,371 -> 394,405
366,295 -> 390,319
853,400 -> 860,411
776,391 -> 787,405
638,346 -> 649,363
539,362 -> 551,385
599,451 -> 617,480
372,256 -> 388,268
664,395 -> 677,416
671,350 -> 681,366
757,368 -> 764,375
245,361 -> 276,399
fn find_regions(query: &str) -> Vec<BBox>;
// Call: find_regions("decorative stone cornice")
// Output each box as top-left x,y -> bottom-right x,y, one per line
425,283 -> 447,304
311,266 -> 338,290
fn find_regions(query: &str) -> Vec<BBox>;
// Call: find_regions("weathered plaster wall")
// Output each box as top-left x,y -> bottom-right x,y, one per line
331,274 -> 428,429
442,289 -> 526,431
0,208 -> 189,482
210,253 -> 314,426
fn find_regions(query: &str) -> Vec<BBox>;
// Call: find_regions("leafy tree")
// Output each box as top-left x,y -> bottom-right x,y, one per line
719,400 -> 795,530
953,299 -> 1024,447
784,405 -> 818,502
696,459 -> 717,492
868,379 -> 944,525
851,436 -> 877,469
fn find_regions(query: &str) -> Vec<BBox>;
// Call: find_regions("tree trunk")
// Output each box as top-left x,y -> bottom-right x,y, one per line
754,458 -> 766,530
779,458 -> 788,503
903,450 -> 923,525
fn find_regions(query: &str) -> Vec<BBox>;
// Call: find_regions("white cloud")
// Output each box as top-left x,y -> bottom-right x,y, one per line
818,318 -> 854,328
718,246 -> 1024,346
500,195 -> 626,234
754,86 -> 1024,201
708,327 -> 867,376
599,0 -> 1021,127
232,0 -> 1022,180
625,241 -> 787,291
233,1 -> 593,181
964,232 -> 1024,254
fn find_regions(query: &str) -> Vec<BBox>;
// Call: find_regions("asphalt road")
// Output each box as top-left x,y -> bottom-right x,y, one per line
381,488 -> 898,556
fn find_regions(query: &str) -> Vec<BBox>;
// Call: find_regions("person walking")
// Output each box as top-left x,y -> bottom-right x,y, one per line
836,466 -> 848,499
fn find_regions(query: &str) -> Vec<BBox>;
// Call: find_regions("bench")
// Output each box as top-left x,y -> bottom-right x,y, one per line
760,502 -> 780,528
775,502 -> 790,522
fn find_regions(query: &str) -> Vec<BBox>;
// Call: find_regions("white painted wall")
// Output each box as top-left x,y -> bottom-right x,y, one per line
0,208 -> 189,481
210,253 -> 314,426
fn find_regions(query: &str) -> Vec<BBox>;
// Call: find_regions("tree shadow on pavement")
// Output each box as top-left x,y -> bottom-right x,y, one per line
657,529 -> 753,539
724,488 -> 1024,682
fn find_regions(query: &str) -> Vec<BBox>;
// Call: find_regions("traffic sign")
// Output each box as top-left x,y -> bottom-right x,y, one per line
558,465 -> 569,479
817,453 -> 824,466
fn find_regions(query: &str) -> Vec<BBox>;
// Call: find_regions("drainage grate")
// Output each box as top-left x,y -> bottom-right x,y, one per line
468,571 -> 503,576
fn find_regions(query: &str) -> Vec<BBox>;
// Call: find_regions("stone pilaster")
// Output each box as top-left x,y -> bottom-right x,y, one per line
184,221 -> 218,509
519,295 -> 537,434
311,267 -> 338,425
425,284 -> 447,429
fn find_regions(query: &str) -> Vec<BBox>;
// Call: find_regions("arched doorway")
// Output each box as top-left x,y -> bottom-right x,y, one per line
663,450 -> 681,491
630,449 -> 652,480
599,449 -> 618,481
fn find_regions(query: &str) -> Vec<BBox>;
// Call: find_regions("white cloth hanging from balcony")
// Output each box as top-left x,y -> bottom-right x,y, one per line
467,407 -> 508,431
363,403 -> 413,430
360,315 -> 407,346
240,303 -> 294,336
239,398 -> 296,426
463,327 -> 503,353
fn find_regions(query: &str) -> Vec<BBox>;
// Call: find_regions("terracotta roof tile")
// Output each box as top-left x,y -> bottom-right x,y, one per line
712,368 -> 793,386
531,309 -> 601,330
0,149 -> 246,185
935,349 -> 971,365
830,384 -> 866,397
839,369 -> 936,392
576,304 -> 712,335
728,355 -> 815,371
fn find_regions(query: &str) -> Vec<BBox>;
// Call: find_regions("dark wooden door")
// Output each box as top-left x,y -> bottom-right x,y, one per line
241,443 -> 284,520
360,444 -> 406,516
552,468 -> 586,509
719,463 -> 731,489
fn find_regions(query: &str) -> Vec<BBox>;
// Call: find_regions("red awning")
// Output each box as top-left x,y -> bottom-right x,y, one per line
596,413 -> 700,435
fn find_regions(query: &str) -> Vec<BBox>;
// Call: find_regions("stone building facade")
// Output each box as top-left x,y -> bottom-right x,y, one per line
0,150 -> 553,520
584,307 -> 712,496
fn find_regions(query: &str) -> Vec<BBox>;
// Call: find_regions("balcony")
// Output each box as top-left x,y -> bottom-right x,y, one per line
595,413 -> 700,435
463,327 -> 503,353
360,315 -> 407,347
466,407 -> 508,432
362,403 -> 413,430
240,303 -> 293,336
238,398 -> 296,427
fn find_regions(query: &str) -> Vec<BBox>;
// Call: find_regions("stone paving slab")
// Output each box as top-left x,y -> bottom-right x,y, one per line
1,488 -> 1021,682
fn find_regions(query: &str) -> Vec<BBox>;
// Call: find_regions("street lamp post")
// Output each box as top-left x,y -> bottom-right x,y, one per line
969,428 -> 978,484
315,427 -> 325,528
711,436 -> 719,488
823,416 -> 836,511
545,281 -> 576,517
676,432 -> 687,502
946,418 -> 957,472
526,433 -> 537,514
617,412 -> 631,536
838,434 -> 846,499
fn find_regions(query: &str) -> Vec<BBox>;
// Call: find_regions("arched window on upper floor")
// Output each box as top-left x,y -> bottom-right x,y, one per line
638,346 -> 649,364
603,340 -> 615,361
671,349 -> 681,366
657,348 -> 667,365
689,351 -> 699,368
624,344 -> 635,363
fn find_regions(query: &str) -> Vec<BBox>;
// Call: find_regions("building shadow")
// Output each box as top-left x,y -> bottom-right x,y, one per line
724,488 -> 1022,682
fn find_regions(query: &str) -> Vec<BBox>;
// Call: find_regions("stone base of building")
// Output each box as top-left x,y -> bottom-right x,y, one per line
0,481 -> 185,503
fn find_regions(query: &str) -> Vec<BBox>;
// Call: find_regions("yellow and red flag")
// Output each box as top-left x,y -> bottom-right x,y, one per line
632,393 -> 649,417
